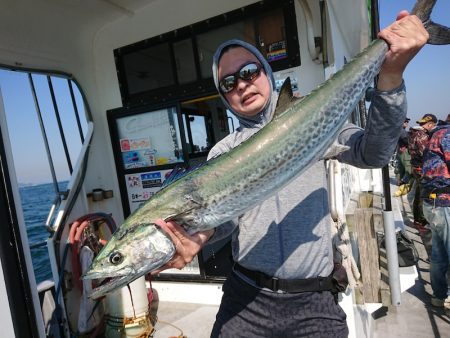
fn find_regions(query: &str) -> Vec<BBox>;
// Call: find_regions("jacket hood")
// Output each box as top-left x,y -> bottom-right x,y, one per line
212,39 -> 277,129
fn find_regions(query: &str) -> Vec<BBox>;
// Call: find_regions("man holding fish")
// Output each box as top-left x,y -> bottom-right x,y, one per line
154,10 -> 429,338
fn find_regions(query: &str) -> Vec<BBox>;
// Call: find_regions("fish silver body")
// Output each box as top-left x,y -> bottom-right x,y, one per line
83,39 -> 389,298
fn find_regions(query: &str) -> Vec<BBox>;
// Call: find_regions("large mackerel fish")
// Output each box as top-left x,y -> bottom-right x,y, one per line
84,0 -> 450,298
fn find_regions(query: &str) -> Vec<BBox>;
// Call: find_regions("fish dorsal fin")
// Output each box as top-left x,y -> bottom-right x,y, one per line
161,165 -> 187,188
273,77 -> 294,118
161,162 -> 208,189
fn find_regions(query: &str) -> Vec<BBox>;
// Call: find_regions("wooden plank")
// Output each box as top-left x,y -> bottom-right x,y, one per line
373,192 -> 390,304
378,246 -> 391,306
345,191 -> 388,304
372,193 -> 384,233
359,192 -> 373,208
345,193 -> 359,232
354,208 -> 381,303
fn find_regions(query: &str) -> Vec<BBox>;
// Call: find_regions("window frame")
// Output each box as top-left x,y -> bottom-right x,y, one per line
114,0 -> 300,107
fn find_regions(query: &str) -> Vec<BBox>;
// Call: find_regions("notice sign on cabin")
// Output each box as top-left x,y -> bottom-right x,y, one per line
116,107 -> 184,169
125,169 -> 173,212
267,41 -> 287,62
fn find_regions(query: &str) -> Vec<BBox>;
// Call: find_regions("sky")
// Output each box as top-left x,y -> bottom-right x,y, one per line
0,0 -> 449,184
379,0 -> 450,125
0,71 -> 87,185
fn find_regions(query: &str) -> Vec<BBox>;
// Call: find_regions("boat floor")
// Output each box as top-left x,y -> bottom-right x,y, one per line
153,301 -> 218,337
373,184 -> 449,338
151,184 -> 449,338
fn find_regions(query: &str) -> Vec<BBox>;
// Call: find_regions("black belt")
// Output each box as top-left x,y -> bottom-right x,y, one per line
233,263 -> 336,293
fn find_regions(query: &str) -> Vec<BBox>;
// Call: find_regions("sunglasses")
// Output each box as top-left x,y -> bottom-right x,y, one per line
219,62 -> 262,93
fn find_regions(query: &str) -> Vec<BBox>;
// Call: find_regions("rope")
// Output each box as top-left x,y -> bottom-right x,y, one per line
155,318 -> 186,338
104,314 -> 155,337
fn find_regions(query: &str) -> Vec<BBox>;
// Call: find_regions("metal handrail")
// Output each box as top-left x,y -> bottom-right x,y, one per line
28,74 -> 60,198
47,76 -> 73,174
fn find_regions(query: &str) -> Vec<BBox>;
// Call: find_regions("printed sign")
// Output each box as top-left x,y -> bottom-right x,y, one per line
267,40 -> 288,62
125,169 -> 173,212
122,149 -> 156,169
116,107 -> 184,169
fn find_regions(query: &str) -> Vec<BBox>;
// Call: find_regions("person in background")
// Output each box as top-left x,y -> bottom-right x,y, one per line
437,119 -> 448,126
408,113 -> 437,233
153,11 -> 428,337
394,117 -> 412,197
421,122 -> 450,309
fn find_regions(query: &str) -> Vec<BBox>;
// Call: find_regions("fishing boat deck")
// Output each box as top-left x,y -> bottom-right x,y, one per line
373,177 -> 449,338
153,302 -> 218,337
150,175 -> 450,338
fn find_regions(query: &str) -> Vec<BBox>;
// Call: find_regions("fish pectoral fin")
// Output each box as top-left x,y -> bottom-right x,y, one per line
164,207 -> 198,225
321,143 -> 351,160
164,196 -> 204,223
426,21 -> 450,45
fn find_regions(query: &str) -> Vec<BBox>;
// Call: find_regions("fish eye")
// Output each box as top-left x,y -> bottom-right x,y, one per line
109,251 -> 123,265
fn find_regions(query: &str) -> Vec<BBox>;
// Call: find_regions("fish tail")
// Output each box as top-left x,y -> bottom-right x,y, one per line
425,22 -> 450,45
412,0 -> 450,45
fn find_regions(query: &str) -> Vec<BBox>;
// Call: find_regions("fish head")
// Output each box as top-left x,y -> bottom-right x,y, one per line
83,222 -> 175,298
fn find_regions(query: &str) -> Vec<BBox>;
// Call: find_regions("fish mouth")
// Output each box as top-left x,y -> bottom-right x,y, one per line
87,273 -> 143,299
82,268 -> 129,280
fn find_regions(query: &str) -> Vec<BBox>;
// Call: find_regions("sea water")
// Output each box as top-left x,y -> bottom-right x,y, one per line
19,181 -> 68,284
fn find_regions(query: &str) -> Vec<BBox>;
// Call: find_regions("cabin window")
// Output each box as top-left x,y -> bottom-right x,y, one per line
257,9 -> 288,63
182,109 -> 214,158
123,42 -> 175,95
115,107 -> 184,169
173,39 -> 197,85
197,21 -> 256,79
114,0 -> 300,106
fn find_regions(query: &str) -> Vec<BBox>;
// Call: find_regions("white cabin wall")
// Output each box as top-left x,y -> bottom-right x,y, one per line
290,0 -> 325,95
0,1 -> 117,77
327,0 -> 370,68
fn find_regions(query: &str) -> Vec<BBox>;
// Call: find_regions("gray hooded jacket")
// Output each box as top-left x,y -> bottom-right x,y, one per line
208,39 -> 406,281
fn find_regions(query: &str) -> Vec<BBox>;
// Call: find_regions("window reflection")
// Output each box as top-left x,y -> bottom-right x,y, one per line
123,43 -> 174,95
196,21 -> 255,79
182,110 -> 214,157
173,39 -> 197,84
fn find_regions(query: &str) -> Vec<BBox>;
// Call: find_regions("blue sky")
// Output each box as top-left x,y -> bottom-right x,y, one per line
379,0 -> 450,124
0,0 -> 449,184
0,72 -> 87,184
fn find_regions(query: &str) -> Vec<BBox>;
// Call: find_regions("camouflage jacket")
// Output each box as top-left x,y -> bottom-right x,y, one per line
408,126 -> 430,171
397,128 -> 409,153
421,125 -> 450,207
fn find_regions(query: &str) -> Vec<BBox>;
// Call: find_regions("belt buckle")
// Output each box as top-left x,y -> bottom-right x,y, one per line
318,276 -> 325,289
271,277 -> 279,291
